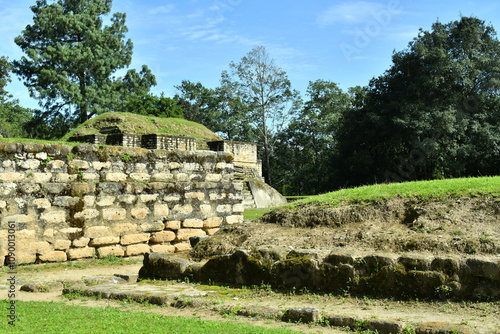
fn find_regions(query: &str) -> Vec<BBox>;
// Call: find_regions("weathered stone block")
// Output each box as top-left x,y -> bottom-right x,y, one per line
96,196 -> 116,207
34,198 -> 51,209
130,173 -> 150,182
205,174 -> 222,182
48,160 -> 65,169
111,223 -> 137,236
105,172 -> 127,182
74,209 -> 100,221
72,237 -> 90,248
139,194 -> 159,203
206,228 -> 220,235
183,219 -> 204,228
226,215 -> 243,225
69,159 -> 89,170
67,247 -> 94,260
150,231 -> 175,243
32,173 -> 53,183
125,244 -> 150,257
92,161 -> 111,170
154,204 -> 169,219
102,208 -> 127,221
121,233 -> 150,245
40,209 -> 67,225
55,173 -> 77,183
97,246 -> 124,258
0,172 -> 25,182
165,221 -> 181,230
53,196 -> 80,207
185,192 -> 205,201
176,229 -> 206,241
152,173 -> 173,182
118,195 -> 136,204
71,182 -> 95,196
0,183 -> 17,196
204,217 -> 222,228
174,242 -> 191,252
216,205 -> 232,214
19,159 -> 40,170
131,207 -> 150,219
282,307 -> 320,324
89,236 -> 120,247
85,226 -> 112,239
54,239 -> 72,251
150,244 -> 175,253
38,251 -> 67,263
140,221 -> 165,232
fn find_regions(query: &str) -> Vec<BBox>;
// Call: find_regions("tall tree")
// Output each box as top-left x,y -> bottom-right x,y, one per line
337,16 -> 500,186
226,46 -> 300,185
0,56 -> 11,99
12,0 -> 155,127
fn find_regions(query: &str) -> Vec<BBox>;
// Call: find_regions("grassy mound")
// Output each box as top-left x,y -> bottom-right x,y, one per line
62,112 -> 222,149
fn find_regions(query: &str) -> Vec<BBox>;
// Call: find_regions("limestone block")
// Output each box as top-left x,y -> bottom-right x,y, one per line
204,217 -> 223,229
40,209 -> 67,224
165,221 -> 181,230
92,161 -> 111,170
130,173 -> 150,182
164,194 -> 181,203
170,162 -> 181,170
83,195 -> 96,207
200,204 -> 214,219
59,228 -> 83,238
0,183 -> 17,196
174,242 -> 191,252
216,205 -> 232,214
174,173 -> 188,182
131,207 -> 149,219
105,172 -> 127,182
102,208 -> 127,221
96,196 -> 116,207
185,192 -> 205,201
226,215 -> 244,225
15,252 -> 37,265
38,251 -> 67,263
135,163 -> 148,171
0,172 -> 25,182
139,194 -> 159,203
71,183 -> 95,196
233,182 -> 244,191
54,239 -> 72,251
82,173 -> 100,181
233,204 -> 245,213
125,244 -> 150,257
152,173 -> 173,182
176,229 -> 206,242
74,209 -> 100,221
89,236 -> 120,247
149,182 -> 168,191
85,226 -> 112,239
209,193 -> 226,201
182,219 -> 204,228
150,244 -> 175,253
72,237 -> 90,248
55,173 -> 77,183
53,196 -> 80,207
120,233 -> 150,245
205,174 -> 222,182
67,247 -> 94,260
97,246 -> 124,258
43,229 -> 54,241
68,159 -> 89,170
98,182 -> 124,195
140,221 -> 164,232
173,204 -> 193,217
154,204 -> 169,219
150,231 -> 176,243
0,200 -> 6,209
206,228 -> 220,235
19,159 -> 40,170
31,173 -> 53,183
111,223 -> 137,236
34,198 -> 51,209
118,195 -> 137,204
48,160 -> 65,169
35,241 -> 53,254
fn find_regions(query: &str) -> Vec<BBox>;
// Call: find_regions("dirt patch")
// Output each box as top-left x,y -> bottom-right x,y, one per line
192,197 -> 500,260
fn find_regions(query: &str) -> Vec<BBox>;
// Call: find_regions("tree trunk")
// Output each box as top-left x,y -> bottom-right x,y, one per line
262,109 -> 272,186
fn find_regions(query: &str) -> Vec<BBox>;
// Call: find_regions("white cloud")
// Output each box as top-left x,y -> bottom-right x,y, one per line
148,4 -> 175,15
318,1 -> 400,26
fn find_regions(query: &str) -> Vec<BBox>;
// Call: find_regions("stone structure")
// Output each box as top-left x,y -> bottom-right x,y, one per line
208,141 -> 262,180
0,142 -> 243,265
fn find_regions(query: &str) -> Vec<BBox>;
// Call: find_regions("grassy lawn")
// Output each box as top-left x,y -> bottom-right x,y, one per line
291,176 -> 500,207
0,300 -> 301,334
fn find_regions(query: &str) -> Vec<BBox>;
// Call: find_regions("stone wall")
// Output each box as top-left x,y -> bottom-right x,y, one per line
0,142 -> 244,265
208,141 -> 262,179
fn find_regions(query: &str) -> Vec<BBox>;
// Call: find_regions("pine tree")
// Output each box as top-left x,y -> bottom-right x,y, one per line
12,0 -> 155,126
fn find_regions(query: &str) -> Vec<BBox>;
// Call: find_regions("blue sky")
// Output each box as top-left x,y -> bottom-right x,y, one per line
1,0 -> 500,109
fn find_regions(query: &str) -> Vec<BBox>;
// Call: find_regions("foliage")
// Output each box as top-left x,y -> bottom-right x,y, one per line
1,300 -> 302,333
123,91 -> 183,118
12,0 -> 155,128
272,80 -> 354,195
225,46 -> 301,185
336,16 -> 500,187
0,101 -> 34,138
0,56 -> 11,98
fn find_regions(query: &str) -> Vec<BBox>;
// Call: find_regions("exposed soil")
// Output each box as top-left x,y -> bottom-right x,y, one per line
2,197 -> 499,333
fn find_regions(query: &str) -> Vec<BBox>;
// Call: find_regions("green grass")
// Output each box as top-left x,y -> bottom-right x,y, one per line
243,208 -> 269,221
288,176 -> 500,208
0,137 -> 84,146
0,300 -> 301,333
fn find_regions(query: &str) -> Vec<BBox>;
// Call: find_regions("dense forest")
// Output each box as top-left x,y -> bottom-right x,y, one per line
1,0 -> 499,195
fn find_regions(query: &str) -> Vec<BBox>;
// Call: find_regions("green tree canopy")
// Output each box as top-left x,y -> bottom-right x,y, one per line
12,0 -> 155,127
336,16 -> 500,186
